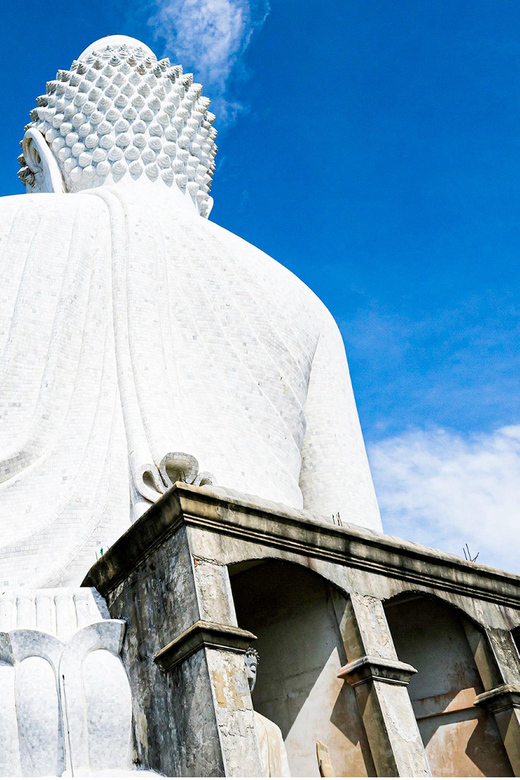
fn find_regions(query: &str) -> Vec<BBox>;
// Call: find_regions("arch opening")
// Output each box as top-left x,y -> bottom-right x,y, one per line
230,558 -> 375,777
384,593 -> 513,777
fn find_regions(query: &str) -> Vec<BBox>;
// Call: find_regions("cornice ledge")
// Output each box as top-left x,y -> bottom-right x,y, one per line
338,655 -> 418,687
83,483 -> 520,608
474,684 -> 520,713
154,620 -> 257,672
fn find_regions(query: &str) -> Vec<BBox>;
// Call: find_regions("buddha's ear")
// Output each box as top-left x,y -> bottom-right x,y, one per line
22,127 -> 65,193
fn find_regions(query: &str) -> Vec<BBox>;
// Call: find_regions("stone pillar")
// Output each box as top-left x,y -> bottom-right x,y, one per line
337,593 -> 431,777
86,521 -> 263,777
472,627 -> 520,776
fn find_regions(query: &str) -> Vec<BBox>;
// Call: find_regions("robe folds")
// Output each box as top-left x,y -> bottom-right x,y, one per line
254,711 -> 291,777
0,186 -> 381,587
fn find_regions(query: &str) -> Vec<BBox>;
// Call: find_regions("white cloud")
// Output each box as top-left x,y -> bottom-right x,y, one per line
369,425 -> 520,574
148,0 -> 269,124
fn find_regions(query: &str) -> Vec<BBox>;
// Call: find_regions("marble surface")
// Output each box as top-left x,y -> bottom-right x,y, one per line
0,587 -> 138,776
1,35 -> 381,591
18,36 -> 215,217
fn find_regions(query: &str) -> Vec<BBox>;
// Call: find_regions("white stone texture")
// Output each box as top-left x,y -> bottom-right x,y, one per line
0,193 -> 129,587
0,587 -> 109,637
0,587 -> 136,776
0,37 -> 381,589
18,40 -> 215,217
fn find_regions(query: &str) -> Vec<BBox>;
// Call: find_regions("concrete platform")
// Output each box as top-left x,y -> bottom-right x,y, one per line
84,483 -> 520,777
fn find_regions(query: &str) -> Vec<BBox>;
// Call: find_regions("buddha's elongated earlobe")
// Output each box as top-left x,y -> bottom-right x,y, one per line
21,127 -> 64,193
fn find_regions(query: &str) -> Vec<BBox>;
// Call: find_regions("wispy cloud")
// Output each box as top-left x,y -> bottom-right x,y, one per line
148,0 -> 269,124
370,425 -> 520,574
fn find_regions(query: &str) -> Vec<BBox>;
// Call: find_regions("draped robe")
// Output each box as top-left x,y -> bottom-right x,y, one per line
0,185 -> 381,587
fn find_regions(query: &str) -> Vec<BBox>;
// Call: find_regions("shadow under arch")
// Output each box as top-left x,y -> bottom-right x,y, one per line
383,585 -> 492,631
512,626 -> 520,658
382,591 -> 513,777
228,550 -> 352,599
229,558 -> 376,778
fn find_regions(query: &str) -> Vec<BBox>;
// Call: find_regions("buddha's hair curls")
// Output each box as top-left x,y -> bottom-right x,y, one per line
244,646 -> 260,663
18,42 -> 217,216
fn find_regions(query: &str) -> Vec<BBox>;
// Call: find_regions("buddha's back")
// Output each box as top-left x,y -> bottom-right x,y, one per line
0,36 -> 381,588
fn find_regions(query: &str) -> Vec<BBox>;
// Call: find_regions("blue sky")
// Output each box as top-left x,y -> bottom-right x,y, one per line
2,1 -> 520,571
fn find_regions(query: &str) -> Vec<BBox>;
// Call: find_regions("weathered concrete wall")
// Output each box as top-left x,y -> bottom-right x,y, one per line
93,522 -> 262,776
105,526 -> 216,776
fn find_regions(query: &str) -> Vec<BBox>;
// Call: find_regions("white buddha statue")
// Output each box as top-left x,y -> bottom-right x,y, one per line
0,35 -> 382,589
244,647 -> 291,777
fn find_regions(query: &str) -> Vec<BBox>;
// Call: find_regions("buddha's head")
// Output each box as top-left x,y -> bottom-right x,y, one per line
244,646 -> 260,692
18,35 -> 216,217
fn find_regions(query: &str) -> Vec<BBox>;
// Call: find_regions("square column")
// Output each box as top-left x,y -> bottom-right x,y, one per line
473,628 -> 520,776
85,519 -> 263,777
337,593 -> 431,777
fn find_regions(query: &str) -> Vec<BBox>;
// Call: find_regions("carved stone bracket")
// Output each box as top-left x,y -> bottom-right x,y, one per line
136,452 -> 215,504
154,620 -> 257,672
474,684 -> 520,714
338,655 -> 418,687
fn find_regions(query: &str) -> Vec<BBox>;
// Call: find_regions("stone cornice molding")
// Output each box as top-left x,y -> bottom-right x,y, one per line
83,484 -> 520,609
154,620 -> 256,672
474,684 -> 520,714
337,656 -> 418,687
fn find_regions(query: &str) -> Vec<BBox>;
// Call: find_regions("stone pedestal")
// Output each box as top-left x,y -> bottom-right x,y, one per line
84,483 -> 520,777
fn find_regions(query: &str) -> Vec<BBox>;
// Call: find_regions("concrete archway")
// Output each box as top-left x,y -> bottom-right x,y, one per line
229,558 -> 376,777
384,592 -> 513,777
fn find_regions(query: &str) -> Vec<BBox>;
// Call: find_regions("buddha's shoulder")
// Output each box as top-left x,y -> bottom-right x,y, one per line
0,191 -> 109,222
203,216 -> 328,314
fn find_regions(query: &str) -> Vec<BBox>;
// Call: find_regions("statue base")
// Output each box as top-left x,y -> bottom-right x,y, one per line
84,484 -> 520,777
